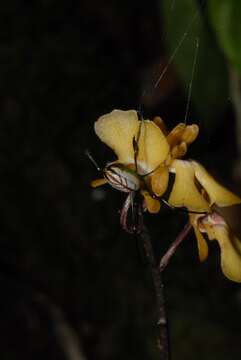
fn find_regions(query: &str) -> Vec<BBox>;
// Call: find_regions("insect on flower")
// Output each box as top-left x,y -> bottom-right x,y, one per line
89,109 -> 241,282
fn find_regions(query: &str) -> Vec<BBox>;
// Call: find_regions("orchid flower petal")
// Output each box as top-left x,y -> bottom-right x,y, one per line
189,214 -> 209,262
192,161 -> 241,207
95,110 -> 139,164
200,213 -> 241,282
151,166 -> 169,196
181,124 -> 199,144
91,178 -> 108,187
167,123 -> 186,147
209,226 -> 241,283
168,159 -> 210,212
141,190 -> 161,213
137,120 -> 170,172
194,226 -> 209,262
153,116 -> 167,135
94,110 -> 170,173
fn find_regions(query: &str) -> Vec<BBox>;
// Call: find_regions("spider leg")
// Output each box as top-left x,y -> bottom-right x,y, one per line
132,136 -> 139,173
120,192 -> 143,234
133,111 -> 144,174
161,198 -> 207,215
130,191 -> 135,229
85,149 -> 102,172
120,193 -> 132,233
139,164 -> 160,178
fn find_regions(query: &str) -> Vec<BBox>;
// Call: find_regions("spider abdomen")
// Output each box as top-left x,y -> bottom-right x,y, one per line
104,163 -> 140,193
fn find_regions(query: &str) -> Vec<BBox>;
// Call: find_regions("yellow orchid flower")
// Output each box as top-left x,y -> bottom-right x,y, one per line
90,109 -> 241,276
168,159 -> 241,211
190,212 -> 241,283
166,155 -> 241,282
91,109 -> 200,213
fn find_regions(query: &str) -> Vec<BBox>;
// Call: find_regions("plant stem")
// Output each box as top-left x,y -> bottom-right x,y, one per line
228,65 -> 241,178
160,222 -> 192,272
140,224 -> 170,360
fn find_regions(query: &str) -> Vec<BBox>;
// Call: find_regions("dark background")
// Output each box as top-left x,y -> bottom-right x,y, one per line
0,1 -> 240,359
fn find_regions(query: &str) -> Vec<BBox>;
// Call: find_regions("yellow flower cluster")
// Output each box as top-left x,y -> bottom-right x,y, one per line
91,109 -> 241,282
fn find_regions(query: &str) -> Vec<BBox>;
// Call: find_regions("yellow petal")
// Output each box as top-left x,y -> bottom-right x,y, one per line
151,166 -> 169,196
91,178 -> 108,188
137,119 -> 170,172
194,226 -> 209,262
94,110 -> 170,173
208,225 -> 241,283
181,124 -> 199,144
153,116 -> 167,135
95,109 -> 139,164
171,141 -> 187,158
141,190 -> 161,213
192,161 -> 241,207
167,123 -> 186,147
233,233 -> 241,253
190,214 -> 209,262
168,160 -> 210,212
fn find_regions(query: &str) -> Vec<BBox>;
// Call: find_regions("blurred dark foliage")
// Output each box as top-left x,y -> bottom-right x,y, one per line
0,1 -> 240,359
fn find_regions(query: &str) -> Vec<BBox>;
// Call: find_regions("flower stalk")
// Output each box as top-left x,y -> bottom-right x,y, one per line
160,221 -> 193,272
140,224 -> 170,360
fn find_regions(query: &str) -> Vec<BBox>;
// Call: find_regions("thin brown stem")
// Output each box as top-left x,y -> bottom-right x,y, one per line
139,224 -> 170,360
160,222 -> 192,272
228,65 -> 241,178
